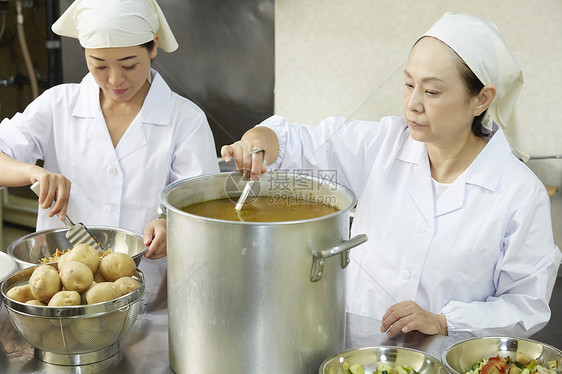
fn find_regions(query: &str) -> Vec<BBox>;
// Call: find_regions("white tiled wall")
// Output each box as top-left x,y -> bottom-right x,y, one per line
274,0 -> 562,248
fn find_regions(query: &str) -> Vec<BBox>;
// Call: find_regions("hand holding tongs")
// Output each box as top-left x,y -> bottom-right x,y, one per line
30,181 -> 105,254
235,148 -> 265,211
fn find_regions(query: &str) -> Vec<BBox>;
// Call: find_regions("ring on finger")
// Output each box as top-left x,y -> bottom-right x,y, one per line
250,148 -> 265,158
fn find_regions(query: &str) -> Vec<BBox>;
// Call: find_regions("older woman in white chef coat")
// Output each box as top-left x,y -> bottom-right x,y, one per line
221,13 -> 561,337
0,0 -> 219,259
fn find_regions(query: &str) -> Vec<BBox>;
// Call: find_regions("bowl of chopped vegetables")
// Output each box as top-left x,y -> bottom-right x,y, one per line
442,337 -> 561,374
319,346 -> 449,374
7,226 -> 147,270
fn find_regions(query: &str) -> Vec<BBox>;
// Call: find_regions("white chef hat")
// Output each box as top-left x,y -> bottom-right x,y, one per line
422,12 -> 528,161
52,0 -> 178,53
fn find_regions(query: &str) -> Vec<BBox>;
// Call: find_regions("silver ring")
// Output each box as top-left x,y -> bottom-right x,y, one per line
250,148 -> 265,157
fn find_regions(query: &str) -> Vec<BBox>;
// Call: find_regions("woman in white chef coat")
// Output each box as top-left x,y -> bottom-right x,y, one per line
221,13 -> 561,337
0,0 -> 219,259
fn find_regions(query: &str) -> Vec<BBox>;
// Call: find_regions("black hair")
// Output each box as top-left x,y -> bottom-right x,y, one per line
140,40 -> 155,53
449,50 -> 489,137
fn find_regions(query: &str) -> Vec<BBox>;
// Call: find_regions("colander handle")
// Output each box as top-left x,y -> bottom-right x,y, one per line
113,298 -> 130,312
310,234 -> 368,282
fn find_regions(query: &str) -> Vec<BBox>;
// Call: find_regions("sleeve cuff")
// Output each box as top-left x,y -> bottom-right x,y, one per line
256,115 -> 288,170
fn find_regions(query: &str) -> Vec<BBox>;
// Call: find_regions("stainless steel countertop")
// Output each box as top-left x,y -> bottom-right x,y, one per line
0,258 -> 473,374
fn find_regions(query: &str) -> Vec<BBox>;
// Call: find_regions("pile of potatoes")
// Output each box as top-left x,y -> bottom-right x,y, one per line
6,243 -> 140,307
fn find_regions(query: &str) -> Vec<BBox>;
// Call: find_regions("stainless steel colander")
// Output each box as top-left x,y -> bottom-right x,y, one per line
0,264 -> 145,366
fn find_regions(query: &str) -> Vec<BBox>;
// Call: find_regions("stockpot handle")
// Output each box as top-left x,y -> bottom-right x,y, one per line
158,204 -> 167,219
310,234 -> 368,282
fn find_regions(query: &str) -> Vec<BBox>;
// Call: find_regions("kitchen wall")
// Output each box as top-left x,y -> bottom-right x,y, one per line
274,0 -> 562,249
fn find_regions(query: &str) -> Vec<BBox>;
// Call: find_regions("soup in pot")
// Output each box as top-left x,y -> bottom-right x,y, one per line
181,196 -> 339,222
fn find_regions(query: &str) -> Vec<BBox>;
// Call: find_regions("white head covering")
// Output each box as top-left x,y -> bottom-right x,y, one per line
422,12 -> 528,161
52,0 -> 178,53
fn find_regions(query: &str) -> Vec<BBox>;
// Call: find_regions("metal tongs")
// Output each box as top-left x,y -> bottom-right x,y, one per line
30,181 -> 105,254
235,148 -> 265,211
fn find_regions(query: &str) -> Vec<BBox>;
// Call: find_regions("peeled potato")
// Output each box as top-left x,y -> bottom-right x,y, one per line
18,315 -> 50,345
29,265 -> 61,302
59,261 -> 94,293
25,299 -> 46,306
6,284 -> 35,303
96,326 -> 121,347
80,281 -> 97,305
59,243 -> 100,273
48,290 -> 81,306
113,276 -> 140,296
85,282 -> 120,304
42,327 -> 78,351
70,317 -> 104,345
57,251 -> 70,271
99,253 -> 136,282
93,271 -> 106,283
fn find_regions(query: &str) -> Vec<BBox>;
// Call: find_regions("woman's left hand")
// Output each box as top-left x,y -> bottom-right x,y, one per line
380,300 -> 448,337
143,218 -> 167,259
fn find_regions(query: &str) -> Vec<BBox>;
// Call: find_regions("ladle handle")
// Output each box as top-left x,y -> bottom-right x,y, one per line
310,234 -> 368,282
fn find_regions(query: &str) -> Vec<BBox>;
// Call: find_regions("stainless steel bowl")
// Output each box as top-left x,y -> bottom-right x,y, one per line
1,264 -> 145,365
7,226 -> 147,270
443,337 -> 562,374
319,346 -> 449,374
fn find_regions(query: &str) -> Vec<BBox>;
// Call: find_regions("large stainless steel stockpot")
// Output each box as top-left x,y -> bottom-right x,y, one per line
160,171 -> 367,373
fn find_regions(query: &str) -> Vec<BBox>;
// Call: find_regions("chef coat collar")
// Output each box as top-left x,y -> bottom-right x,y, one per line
464,122 -> 512,192
73,68 -> 171,126
141,69 -> 172,126
398,122 -> 512,193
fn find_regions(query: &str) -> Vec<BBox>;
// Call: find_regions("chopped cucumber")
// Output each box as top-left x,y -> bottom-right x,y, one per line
349,363 -> 366,374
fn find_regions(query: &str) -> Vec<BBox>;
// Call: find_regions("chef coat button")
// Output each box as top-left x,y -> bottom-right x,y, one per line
415,224 -> 426,234
107,166 -> 117,175
103,205 -> 112,214
400,269 -> 411,280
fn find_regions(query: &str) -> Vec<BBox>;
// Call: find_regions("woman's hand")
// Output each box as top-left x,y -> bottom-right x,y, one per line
0,153 -> 71,221
220,127 -> 279,180
380,300 -> 447,337
33,172 -> 72,221
143,218 -> 167,259
221,140 -> 266,180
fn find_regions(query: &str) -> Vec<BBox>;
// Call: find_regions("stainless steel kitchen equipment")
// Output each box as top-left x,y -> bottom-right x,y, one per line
7,226 -> 147,270
0,257 -> 479,373
160,171 -> 368,373
1,265 -> 145,365
30,181 -> 105,253
442,336 -> 562,374
234,147 -> 265,211
319,346 -> 449,374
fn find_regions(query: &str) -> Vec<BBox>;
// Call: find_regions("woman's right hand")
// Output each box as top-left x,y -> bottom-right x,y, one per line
220,126 -> 279,180
32,171 -> 72,221
0,152 -> 71,220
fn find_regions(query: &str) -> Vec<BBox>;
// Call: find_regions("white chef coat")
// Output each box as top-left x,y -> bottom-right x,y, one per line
0,69 -> 219,235
260,114 -> 561,337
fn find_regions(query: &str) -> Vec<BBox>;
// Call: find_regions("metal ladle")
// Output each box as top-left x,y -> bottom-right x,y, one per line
235,148 -> 265,211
